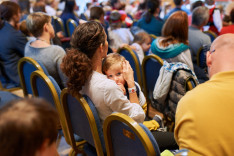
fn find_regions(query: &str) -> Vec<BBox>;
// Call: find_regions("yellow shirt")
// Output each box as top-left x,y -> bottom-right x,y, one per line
175,71 -> 234,155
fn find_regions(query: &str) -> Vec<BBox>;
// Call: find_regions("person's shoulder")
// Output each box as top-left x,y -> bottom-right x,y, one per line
50,45 -> 66,53
178,81 -> 211,106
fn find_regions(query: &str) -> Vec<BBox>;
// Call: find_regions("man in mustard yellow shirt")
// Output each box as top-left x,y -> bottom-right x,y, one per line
175,34 -> 234,155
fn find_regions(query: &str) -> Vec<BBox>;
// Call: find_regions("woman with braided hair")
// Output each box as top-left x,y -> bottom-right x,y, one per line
137,0 -> 164,36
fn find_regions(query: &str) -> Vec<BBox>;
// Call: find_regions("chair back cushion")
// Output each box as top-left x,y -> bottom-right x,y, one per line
109,120 -> 149,156
118,48 -> 142,85
65,94 -> 105,152
22,61 -> 39,94
143,57 -> 161,95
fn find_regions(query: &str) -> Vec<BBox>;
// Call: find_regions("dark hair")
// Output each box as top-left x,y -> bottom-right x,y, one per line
230,9 -> 234,23
191,0 -> 204,11
174,0 -> 183,6
161,11 -> 188,46
0,98 -> 58,156
33,1 -> 46,12
61,21 -> 105,95
18,0 -> 30,14
110,0 -> 118,7
62,0 -> 75,13
90,6 -> 104,20
144,0 -> 160,23
0,1 -> 20,22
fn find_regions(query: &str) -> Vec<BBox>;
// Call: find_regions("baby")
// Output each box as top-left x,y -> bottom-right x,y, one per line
102,53 -> 146,108
102,53 -> 164,129
131,31 -> 151,64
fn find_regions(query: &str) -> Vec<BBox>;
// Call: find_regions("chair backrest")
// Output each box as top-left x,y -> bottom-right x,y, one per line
204,30 -> 217,42
30,70 -> 70,143
142,54 -> 163,112
60,88 -> 105,156
117,46 -> 143,88
30,70 -> 61,109
66,18 -> 78,37
18,57 -> 48,97
80,13 -> 88,20
103,112 -> 161,156
52,16 -> 65,34
196,44 -> 210,69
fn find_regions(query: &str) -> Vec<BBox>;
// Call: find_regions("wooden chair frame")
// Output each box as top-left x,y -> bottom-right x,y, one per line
103,112 -> 156,156
61,88 -> 104,156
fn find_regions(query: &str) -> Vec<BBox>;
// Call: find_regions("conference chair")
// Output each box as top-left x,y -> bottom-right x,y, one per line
60,88 -> 105,156
142,54 -> 163,116
117,46 -> 143,88
66,18 -> 78,37
204,30 -> 217,42
18,57 -> 49,97
103,112 -> 161,156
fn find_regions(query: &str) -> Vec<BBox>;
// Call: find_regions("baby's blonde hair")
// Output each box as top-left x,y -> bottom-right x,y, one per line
102,53 -> 126,74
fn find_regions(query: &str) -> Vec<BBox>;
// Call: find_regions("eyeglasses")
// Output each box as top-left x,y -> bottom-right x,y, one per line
209,49 -> 216,54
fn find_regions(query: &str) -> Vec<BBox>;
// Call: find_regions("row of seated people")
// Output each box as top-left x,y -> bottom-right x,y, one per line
1,0 -> 234,155
1,19 -> 233,156
0,1 -> 208,130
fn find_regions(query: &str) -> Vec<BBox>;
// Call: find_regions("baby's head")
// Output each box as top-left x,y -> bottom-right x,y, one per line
133,32 -> 151,52
102,53 -> 126,85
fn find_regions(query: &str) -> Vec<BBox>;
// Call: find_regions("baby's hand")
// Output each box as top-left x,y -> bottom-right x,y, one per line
117,83 -> 126,95
122,60 -> 135,88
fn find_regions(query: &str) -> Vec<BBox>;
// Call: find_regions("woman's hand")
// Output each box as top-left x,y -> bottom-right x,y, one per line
122,60 -> 135,88
117,83 -> 126,95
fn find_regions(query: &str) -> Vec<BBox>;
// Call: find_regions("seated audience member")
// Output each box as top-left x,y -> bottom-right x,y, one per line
175,34 -> 234,155
164,0 -> 190,20
0,98 -> 58,156
19,20 -> 35,41
188,0 -> 204,25
189,6 -> 210,83
203,0 -> 222,35
0,1 -> 27,88
25,12 -> 66,88
108,11 -> 134,51
131,32 -> 151,64
61,21 -> 178,151
45,0 -> 57,16
102,53 -> 146,109
33,1 -> 46,13
90,6 -> 109,41
60,0 -> 86,37
151,11 -> 193,71
137,0 -> 164,36
220,9 -> 234,35
189,6 -> 211,63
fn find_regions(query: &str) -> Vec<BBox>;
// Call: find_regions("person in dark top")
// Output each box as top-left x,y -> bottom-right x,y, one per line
137,0 -> 164,36
0,1 -> 27,88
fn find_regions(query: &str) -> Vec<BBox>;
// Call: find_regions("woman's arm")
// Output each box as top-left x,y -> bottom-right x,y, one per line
122,60 -> 140,104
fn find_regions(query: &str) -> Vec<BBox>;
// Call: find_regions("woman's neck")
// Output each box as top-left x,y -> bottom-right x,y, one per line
31,35 -> 51,48
91,50 -> 104,74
